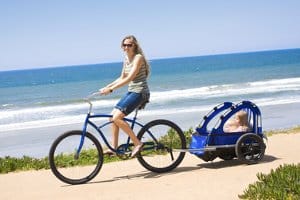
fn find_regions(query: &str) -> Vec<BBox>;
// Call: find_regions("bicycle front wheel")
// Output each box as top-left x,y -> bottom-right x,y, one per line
137,119 -> 186,173
49,130 -> 103,184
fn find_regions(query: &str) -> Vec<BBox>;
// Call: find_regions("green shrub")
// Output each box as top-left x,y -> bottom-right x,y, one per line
0,156 -> 49,173
184,128 -> 193,146
0,153 -> 120,174
265,125 -> 300,136
239,163 -> 300,199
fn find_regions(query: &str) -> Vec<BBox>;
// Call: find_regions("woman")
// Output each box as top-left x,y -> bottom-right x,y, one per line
99,35 -> 150,158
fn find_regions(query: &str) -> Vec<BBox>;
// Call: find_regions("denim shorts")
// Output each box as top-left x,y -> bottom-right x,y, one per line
115,92 -> 149,115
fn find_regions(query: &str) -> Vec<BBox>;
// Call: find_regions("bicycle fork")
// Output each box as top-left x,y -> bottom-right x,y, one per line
75,114 -> 90,159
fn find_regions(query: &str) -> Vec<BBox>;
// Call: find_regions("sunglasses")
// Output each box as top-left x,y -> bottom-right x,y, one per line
122,43 -> 133,48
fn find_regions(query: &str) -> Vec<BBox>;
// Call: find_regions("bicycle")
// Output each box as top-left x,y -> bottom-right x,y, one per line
49,93 -> 186,184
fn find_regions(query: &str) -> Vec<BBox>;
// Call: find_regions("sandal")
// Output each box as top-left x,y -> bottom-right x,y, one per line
131,143 -> 144,158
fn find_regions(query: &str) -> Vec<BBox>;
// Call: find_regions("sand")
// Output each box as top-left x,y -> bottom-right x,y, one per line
0,132 -> 299,200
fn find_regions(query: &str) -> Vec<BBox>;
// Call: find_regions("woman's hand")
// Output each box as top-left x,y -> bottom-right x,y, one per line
99,87 -> 113,95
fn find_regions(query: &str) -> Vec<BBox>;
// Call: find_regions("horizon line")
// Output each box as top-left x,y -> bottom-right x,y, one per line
1,47 -> 299,73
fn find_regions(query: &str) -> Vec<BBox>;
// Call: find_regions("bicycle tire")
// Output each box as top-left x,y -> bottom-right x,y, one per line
235,133 -> 265,164
49,130 -> 103,184
136,119 -> 186,173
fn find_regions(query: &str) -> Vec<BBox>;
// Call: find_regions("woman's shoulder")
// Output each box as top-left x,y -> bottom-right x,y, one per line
133,54 -> 145,66
134,54 -> 143,60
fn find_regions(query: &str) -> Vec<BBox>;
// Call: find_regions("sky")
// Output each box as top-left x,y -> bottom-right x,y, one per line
0,0 -> 300,71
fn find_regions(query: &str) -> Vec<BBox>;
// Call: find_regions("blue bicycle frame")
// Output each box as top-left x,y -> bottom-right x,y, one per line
75,96 -> 147,157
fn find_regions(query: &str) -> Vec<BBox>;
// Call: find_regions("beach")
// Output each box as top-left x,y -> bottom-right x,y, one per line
1,49 -> 300,158
1,132 -> 299,200
1,49 -> 300,199
1,1 -> 300,198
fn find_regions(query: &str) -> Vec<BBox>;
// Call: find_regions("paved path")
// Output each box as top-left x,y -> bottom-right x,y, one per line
1,133 -> 299,200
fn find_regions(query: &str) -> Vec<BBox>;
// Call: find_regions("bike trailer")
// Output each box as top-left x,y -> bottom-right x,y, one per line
189,101 -> 265,163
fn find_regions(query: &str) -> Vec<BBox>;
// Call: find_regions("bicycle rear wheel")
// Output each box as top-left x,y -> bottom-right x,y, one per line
49,130 -> 103,184
137,119 -> 186,173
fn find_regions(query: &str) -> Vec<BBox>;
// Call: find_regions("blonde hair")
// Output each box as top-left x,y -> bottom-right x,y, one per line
121,35 -> 150,77
236,111 -> 248,126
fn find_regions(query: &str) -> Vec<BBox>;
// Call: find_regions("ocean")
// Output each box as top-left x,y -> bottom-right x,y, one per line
1,48 -> 300,157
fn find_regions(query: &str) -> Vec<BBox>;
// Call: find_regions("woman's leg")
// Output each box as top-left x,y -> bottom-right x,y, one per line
110,109 -> 119,149
112,109 -> 142,147
112,92 -> 144,157
104,109 -> 120,155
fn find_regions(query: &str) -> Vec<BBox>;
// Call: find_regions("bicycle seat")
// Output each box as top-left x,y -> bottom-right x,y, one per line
137,93 -> 150,110
137,99 -> 149,110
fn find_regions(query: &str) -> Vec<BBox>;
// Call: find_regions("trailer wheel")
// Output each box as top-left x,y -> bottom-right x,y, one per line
235,133 -> 265,164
